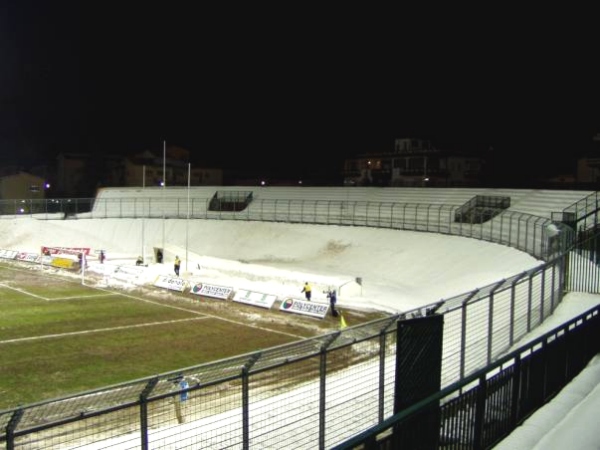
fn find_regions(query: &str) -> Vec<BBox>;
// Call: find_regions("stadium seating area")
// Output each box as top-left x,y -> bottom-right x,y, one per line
94,186 -> 593,220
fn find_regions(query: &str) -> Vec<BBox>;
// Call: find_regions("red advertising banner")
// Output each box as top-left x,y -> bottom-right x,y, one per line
41,246 -> 91,256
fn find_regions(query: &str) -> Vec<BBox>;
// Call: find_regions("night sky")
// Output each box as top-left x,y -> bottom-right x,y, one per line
1,3 -> 598,183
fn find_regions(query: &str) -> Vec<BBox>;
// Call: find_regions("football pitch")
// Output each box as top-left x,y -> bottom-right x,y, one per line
0,262 -> 386,411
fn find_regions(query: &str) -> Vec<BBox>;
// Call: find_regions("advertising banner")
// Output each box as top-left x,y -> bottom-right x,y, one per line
110,265 -> 145,284
115,265 -> 145,277
279,298 -> 329,319
16,252 -> 40,263
0,249 -> 18,260
232,289 -> 277,309
51,257 -> 76,269
42,246 -> 91,256
190,283 -> 233,300
154,275 -> 187,292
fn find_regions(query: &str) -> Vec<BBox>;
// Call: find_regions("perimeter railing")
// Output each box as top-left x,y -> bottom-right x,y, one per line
333,303 -> 600,450
0,196 -> 580,261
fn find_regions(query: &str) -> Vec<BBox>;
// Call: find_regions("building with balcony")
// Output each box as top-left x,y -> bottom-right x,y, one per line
576,133 -> 600,186
0,171 -> 48,214
343,138 -> 484,187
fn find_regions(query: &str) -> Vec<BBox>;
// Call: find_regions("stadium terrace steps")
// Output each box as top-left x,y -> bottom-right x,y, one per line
89,187 -> 594,261
94,187 -> 593,220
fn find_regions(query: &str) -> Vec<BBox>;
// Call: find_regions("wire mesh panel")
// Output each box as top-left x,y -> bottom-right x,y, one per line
247,357 -> 322,449
511,277 -> 533,343
462,298 -> 491,378
147,385 -> 244,449
323,339 -> 390,448
13,405 -> 142,449
489,288 -> 514,361
440,308 -> 464,388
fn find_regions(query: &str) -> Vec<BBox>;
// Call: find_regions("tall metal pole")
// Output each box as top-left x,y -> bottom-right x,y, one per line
142,165 -> 146,263
186,163 -> 190,272
162,141 -> 166,259
81,253 -> 85,285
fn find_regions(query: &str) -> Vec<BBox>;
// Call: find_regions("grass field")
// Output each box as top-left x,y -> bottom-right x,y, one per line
0,261 -> 389,411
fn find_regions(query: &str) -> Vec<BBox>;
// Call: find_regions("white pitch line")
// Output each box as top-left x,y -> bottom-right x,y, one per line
49,293 -> 117,301
0,317 -> 210,344
0,282 -> 49,300
1,265 -> 307,340
85,285 -> 308,340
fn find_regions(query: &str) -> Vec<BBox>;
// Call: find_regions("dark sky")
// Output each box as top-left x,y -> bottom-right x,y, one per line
1,3 -> 598,181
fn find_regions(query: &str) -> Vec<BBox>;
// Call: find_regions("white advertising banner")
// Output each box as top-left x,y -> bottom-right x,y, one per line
279,298 -> 329,319
115,265 -> 145,277
232,289 -> 277,309
190,282 -> 233,300
0,249 -> 18,260
154,275 -> 187,292
111,265 -> 145,284
16,252 -> 40,263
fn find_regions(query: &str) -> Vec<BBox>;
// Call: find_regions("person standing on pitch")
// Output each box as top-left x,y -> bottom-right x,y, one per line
326,288 -> 339,317
174,255 -> 181,277
301,282 -> 312,301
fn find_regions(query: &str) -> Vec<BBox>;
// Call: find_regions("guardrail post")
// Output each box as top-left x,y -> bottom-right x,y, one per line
510,355 -> 522,428
5,408 -> 23,450
140,377 -> 158,450
242,353 -> 261,450
473,373 -> 487,450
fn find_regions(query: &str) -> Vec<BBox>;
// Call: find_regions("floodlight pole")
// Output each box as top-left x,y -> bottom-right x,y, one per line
186,163 -> 190,272
162,141 -> 166,259
142,165 -> 146,264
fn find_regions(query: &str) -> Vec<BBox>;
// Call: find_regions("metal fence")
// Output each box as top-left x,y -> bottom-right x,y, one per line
333,303 -> 600,450
0,198 -> 92,217
0,195 -> 598,449
0,196 -> 578,261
